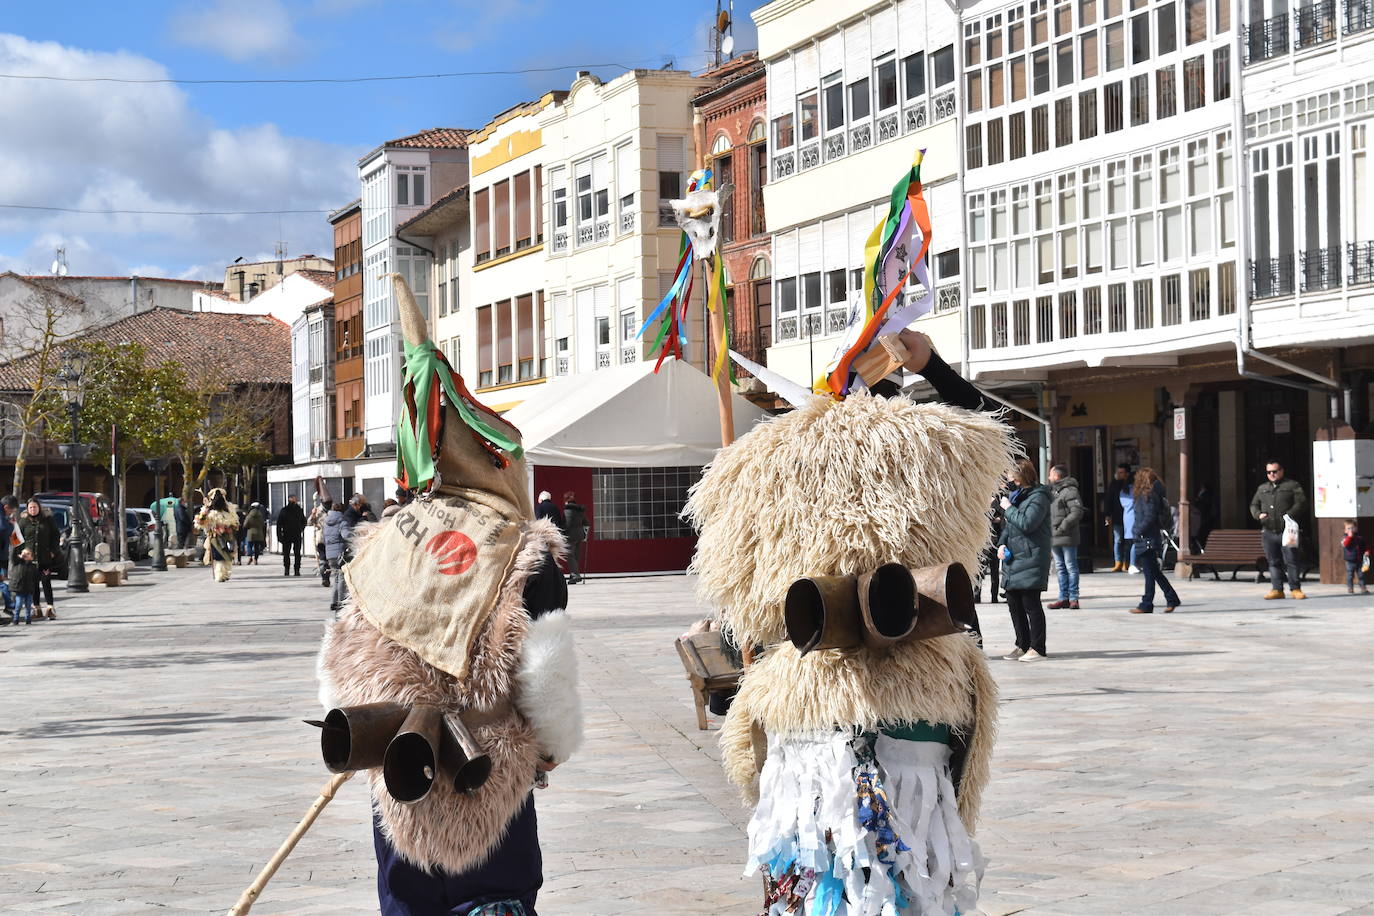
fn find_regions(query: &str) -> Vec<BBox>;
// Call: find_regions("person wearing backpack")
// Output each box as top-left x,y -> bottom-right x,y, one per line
562,491 -> 590,584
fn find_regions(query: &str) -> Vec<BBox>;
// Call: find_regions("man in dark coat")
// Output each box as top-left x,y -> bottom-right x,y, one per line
1250,458 -> 1308,600
1047,464 -> 1084,609
276,495 -> 307,577
174,498 -> 193,549
561,491 -> 590,584
534,491 -> 564,531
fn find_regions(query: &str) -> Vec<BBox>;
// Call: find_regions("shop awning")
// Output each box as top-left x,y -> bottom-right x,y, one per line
501,359 -> 769,468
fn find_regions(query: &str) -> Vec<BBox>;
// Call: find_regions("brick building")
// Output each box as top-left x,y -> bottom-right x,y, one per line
693,53 -> 773,371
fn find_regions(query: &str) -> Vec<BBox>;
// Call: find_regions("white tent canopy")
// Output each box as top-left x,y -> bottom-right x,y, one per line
501,359 -> 768,468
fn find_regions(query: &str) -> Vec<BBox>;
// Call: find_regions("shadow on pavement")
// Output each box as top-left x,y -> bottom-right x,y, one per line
5,710 -> 284,739
36,649 -> 317,669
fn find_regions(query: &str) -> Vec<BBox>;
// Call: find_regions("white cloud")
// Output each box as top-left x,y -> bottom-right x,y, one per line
166,0 -> 302,64
0,34 -> 360,281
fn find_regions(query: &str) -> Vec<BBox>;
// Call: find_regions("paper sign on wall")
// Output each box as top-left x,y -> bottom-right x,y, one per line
1173,407 -> 1186,441
1275,413 -> 1291,434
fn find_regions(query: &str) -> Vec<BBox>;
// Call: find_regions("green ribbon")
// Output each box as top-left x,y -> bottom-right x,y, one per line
396,338 -> 523,491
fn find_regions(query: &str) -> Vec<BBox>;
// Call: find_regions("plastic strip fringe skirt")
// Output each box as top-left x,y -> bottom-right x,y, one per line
466,902 -> 529,916
744,731 -> 985,916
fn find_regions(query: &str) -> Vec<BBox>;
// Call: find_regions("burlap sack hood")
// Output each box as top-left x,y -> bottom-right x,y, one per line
344,274 -> 531,680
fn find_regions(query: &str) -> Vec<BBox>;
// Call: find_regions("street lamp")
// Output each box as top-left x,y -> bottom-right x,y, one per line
56,349 -> 90,593
145,457 -> 169,571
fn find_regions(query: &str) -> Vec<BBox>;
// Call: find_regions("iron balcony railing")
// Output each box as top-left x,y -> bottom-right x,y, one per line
1249,256 -> 1296,299
1344,0 -> 1373,32
1245,12 -> 1290,63
1350,241 -> 1374,285
1294,0 -> 1337,47
1299,247 -> 1343,292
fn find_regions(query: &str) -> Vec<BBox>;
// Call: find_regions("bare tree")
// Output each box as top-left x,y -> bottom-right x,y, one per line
0,282 -> 83,496
172,356 -> 287,505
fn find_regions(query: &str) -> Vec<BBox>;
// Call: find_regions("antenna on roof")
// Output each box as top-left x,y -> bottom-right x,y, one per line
50,246 -> 68,277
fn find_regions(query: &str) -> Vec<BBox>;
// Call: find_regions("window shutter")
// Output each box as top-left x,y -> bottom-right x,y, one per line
898,3 -> 923,55
775,230 -> 799,277
593,153 -> 609,191
656,136 -> 685,172
799,223 -> 822,270
618,276 -> 639,315
850,207 -> 874,266
871,8 -> 897,57
769,57 -> 795,120
819,32 -> 843,75
552,291 -> 571,339
616,144 -> 636,202
513,171 -> 532,244
795,44 -> 819,92
845,21 -> 871,76
473,187 -> 490,257
823,217 -> 847,270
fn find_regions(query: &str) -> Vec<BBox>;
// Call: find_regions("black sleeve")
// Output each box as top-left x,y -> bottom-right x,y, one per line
522,550 -> 568,619
918,350 -> 995,412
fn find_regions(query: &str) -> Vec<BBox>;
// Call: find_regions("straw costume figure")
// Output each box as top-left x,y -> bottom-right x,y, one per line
684,152 -> 1017,916
316,276 -> 583,916
195,488 -> 239,582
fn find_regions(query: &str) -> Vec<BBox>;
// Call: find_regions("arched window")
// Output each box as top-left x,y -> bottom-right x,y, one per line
747,120 -> 766,143
750,256 -> 771,280
711,133 -> 732,155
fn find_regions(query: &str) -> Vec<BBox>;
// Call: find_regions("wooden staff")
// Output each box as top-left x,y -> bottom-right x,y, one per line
226,770 -> 354,915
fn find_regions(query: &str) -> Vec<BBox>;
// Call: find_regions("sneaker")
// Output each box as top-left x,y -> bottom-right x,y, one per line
1128,565 -> 1140,574
1290,589 -> 1306,600
1068,600 -> 1080,609
1047,599 -> 1069,609
1019,649 -> 1047,662
1001,648 -> 1026,660
1129,607 -> 1153,614
1263,589 -> 1285,600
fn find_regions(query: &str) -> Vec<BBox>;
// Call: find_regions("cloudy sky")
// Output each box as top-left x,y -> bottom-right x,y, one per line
0,0 -> 762,281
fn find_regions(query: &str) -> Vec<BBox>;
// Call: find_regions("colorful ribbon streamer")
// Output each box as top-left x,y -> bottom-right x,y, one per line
637,168 -> 732,377
823,149 -> 933,398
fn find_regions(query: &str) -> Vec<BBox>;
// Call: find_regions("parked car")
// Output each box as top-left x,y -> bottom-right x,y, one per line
33,492 -> 119,566
125,509 -> 152,559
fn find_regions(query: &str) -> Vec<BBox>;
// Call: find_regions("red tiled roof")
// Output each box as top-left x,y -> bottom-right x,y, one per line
397,184 -> 469,234
198,288 -> 239,301
293,269 -> 337,290
386,127 -> 470,149
0,307 -> 290,391
21,275 -> 222,286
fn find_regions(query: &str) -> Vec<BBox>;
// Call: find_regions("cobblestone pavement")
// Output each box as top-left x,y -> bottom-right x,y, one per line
1,558 -> 1371,915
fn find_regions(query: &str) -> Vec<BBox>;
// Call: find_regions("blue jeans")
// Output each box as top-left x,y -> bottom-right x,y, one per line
1052,545 -> 1079,600
13,594 -> 33,623
1137,537 -> 1179,611
1112,523 -> 1127,563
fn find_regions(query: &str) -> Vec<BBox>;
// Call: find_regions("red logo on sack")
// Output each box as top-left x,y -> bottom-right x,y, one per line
425,530 -> 477,575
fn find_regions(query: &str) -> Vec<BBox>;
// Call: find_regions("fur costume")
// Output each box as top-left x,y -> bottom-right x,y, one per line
316,275 -> 583,913
684,390 -> 1017,916
194,489 -> 238,583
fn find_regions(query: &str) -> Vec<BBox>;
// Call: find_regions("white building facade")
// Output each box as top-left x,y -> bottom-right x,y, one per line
357,129 -> 470,450
754,0 -> 967,391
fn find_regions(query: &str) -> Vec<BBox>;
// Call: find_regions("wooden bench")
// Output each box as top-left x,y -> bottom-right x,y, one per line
1178,529 -> 1267,581
675,632 -> 744,731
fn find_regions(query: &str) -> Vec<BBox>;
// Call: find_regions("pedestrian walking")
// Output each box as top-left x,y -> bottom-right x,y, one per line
562,491 -> 589,584
322,501 -> 350,614
977,492 -> 1005,604
1250,459 -> 1308,600
534,490 -> 564,531
1104,463 -> 1132,572
276,495 -> 307,577
1341,520 -> 1369,595
243,503 -> 267,565
1047,463 -> 1084,609
9,547 -> 38,625
310,499 -> 331,587
1119,477 -> 1139,574
196,489 -> 240,583
998,458 -> 1052,661
1129,467 -> 1182,614
174,497 -> 193,549
16,498 -> 60,620
0,571 -> 12,626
